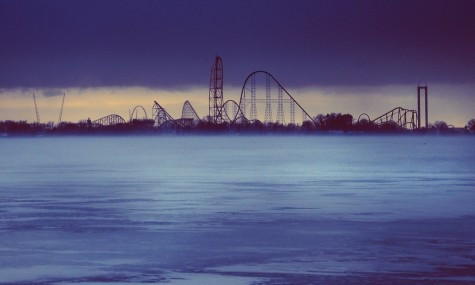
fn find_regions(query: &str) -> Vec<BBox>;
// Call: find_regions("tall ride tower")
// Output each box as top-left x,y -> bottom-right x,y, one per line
209,56 -> 224,124
417,85 -> 428,129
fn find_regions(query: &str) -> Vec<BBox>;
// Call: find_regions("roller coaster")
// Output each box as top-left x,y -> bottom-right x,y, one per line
179,100 -> 201,127
152,101 -> 178,128
147,56 -> 316,129
90,57 -> 429,132
181,100 -> 200,122
206,56 -> 316,126
234,71 -> 316,125
92,114 -> 126,127
130,105 -> 148,121
357,85 -> 428,130
370,107 -> 418,130
148,70 -> 316,128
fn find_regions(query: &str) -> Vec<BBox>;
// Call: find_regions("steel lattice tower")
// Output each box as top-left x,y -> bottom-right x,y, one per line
290,99 -> 295,124
265,74 -> 272,123
250,75 -> 257,120
277,86 -> 284,124
238,70 -> 318,126
233,103 -> 237,119
209,56 -> 224,124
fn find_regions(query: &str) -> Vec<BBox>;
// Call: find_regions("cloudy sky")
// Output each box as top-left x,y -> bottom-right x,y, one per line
1,0 -> 474,126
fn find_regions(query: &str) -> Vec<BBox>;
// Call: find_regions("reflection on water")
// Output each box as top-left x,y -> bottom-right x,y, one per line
1,136 -> 475,284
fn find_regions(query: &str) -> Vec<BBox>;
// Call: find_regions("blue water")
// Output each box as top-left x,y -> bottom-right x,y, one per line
1,135 -> 475,284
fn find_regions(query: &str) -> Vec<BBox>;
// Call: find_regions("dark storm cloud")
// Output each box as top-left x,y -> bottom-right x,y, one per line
0,0 -> 474,89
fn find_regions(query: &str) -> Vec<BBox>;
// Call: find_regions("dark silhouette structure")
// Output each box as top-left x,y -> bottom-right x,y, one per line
32,93 -> 40,124
150,100 -> 202,130
221,99 -> 241,123
5,57 -> 471,136
92,114 -> 126,127
417,85 -> 428,129
237,71 -> 316,125
130,105 -> 148,121
152,101 -> 178,128
360,86 -> 430,131
57,93 -> 66,126
181,101 -> 200,121
370,107 -> 418,130
209,56 -> 224,124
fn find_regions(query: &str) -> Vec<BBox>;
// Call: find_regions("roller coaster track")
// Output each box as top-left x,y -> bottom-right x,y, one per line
92,114 -> 126,127
221,99 -> 249,124
357,113 -> 371,123
237,71 -> 316,125
371,107 -> 418,130
130,105 -> 148,121
181,100 -> 200,122
152,101 -> 184,128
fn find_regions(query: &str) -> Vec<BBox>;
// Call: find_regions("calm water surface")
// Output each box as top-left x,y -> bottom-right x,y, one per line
1,135 -> 474,284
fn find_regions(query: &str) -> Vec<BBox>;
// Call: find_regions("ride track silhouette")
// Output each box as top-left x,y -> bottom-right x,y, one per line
1,57 -> 473,136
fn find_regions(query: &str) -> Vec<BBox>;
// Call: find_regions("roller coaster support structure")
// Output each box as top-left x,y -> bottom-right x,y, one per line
92,114 -> 126,127
209,56 -> 224,124
371,107 -> 417,130
238,71 -> 316,125
417,85 -> 428,129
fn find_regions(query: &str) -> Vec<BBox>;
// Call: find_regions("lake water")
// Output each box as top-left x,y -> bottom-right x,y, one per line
1,135 -> 474,284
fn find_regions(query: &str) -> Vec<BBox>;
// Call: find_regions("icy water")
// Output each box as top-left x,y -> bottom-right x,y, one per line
1,135 -> 475,284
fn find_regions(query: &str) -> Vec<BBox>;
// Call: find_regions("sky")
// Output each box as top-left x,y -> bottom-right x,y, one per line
1,0 -> 474,126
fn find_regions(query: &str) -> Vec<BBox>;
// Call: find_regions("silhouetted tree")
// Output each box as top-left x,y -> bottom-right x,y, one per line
301,120 -> 315,131
320,113 -> 353,131
353,118 -> 378,132
1,120 -> 35,135
467,119 -> 475,132
313,114 -> 326,130
433,121 -> 448,131
379,120 -> 400,132
251,120 -> 264,131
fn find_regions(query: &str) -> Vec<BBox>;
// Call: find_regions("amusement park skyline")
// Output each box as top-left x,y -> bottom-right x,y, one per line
1,0 -> 474,127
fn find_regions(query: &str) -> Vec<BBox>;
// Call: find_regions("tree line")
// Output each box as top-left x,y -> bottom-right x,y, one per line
1,115 -> 475,136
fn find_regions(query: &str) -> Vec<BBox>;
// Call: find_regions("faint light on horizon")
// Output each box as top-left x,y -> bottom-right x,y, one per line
0,84 -> 474,127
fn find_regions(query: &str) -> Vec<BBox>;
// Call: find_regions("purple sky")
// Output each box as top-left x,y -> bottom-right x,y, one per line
1,0 -> 474,89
